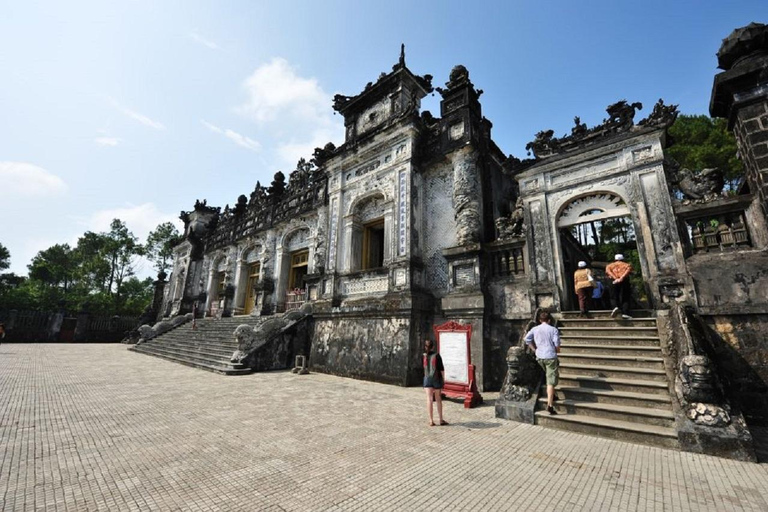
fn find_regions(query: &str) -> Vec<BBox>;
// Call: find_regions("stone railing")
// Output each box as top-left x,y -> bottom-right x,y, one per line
339,271 -> 389,296
135,314 -> 192,345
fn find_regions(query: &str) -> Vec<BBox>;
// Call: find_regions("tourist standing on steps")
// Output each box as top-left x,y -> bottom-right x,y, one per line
524,311 -> 561,415
573,261 -> 595,317
423,339 -> 448,427
606,254 -> 633,320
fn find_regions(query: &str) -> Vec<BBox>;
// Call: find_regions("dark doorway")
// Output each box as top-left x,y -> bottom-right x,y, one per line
560,214 -> 649,311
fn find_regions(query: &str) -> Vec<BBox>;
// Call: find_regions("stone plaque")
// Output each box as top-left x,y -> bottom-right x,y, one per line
453,264 -> 474,287
394,268 -> 406,286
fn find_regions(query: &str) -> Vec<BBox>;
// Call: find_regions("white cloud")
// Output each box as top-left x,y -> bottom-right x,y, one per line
94,137 -> 121,147
0,161 -> 68,197
201,120 -> 261,151
189,32 -> 220,50
237,58 -> 343,167
109,98 -> 166,130
81,203 -> 182,242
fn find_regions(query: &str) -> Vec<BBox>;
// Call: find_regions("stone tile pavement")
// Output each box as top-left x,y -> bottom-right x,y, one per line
1,344 -> 767,512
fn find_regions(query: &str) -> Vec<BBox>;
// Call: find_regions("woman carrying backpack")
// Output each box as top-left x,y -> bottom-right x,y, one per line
423,339 -> 448,427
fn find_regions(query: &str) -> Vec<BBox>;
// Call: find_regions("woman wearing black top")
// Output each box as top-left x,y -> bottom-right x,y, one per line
423,339 -> 448,426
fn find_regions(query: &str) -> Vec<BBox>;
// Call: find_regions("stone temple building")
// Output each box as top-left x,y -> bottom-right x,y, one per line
134,25 -> 768,460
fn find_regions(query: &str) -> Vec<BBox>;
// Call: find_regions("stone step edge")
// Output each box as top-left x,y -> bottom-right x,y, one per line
535,397 -> 674,418
559,326 -> 660,331
560,363 -> 666,375
558,353 -> 664,363
561,335 -> 660,340
550,386 -> 672,403
133,345 -> 233,366
138,343 -> 234,359
558,374 -> 669,389
533,411 -> 678,438
562,344 -> 661,351
130,347 -> 250,375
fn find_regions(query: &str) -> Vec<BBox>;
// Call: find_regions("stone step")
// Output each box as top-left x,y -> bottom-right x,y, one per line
536,398 -> 675,428
559,363 -> 667,381
140,342 -> 234,360
559,326 -> 660,338
130,346 -> 250,375
559,335 -> 660,347
148,335 -> 238,348
562,344 -> 662,356
533,411 -> 678,449
558,374 -> 670,395
558,318 -> 657,328
133,344 -> 232,367
558,353 -> 665,369
552,386 -> 672,409
558,310 -> 655,319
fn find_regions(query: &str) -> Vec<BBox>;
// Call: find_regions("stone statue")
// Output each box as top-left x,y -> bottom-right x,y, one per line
638,99 -> 679,128
666,158 -> 725,201
678,354 -> 721,404
525,129 -> 557,158
571,116 -> 588,138
231,324 -> 269,363
495,197 -> 526,239
499,346 -> 539,401
604,100 -> 643,131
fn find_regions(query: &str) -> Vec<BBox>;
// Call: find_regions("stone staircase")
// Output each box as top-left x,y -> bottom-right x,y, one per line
533,310 -> 679,449
130,316 -> 265,375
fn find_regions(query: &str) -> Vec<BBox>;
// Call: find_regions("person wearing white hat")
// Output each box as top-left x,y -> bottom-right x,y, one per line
573,260 -> 595,317
606,254 -> 633,319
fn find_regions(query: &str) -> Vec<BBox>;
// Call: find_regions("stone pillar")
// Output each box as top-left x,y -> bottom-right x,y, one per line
152,271 -> 167,316
204,269 -> 216,314
453,147 -> 482,245
47,302 -> 66,342
233,259 -> 247,311
711,23 -> 768,222
73,310 -> 89,342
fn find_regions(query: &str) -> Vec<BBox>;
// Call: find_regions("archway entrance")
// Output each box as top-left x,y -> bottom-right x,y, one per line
244,262 -> 260,315
557,193 -> 649,311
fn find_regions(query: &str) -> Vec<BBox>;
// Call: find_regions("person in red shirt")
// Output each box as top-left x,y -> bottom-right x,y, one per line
606,254 -> 633,319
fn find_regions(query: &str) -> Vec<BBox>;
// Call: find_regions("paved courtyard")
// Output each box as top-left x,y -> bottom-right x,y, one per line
1,344 -> 767,511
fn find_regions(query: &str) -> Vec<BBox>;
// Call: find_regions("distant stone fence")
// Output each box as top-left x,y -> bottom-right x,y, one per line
0,309 -> 139,343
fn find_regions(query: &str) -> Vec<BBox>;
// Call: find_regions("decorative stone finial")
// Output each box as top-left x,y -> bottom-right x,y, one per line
399,43 -> 405,67
717,22 -> 768,70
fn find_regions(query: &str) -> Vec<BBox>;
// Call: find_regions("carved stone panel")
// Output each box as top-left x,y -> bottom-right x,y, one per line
640,170 -> 676,271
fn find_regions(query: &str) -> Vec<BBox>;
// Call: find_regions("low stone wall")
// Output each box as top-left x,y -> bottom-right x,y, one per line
704,313 -> 768,426
310,314 -> 418,386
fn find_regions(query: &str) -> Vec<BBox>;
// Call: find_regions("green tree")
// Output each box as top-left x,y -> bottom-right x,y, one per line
0,242 -> 10,271
120,277 -> 154,316
667,115 -> 743,191
28,244 -> 77,295
145,222 -> 181,274
102,219 -> 143,307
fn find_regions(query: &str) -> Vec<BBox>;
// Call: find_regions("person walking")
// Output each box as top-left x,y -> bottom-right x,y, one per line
606,254 -> 633,319
423,339 -> 448,427
524,311 -> 561,415
573,261 -> 595,317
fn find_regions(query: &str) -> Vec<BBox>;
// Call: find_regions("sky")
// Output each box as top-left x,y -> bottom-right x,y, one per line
0,1 -> 763,277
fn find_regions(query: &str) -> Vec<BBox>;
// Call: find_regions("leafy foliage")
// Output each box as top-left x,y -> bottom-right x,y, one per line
0,242 -> 9,271
145,222 -> 181,274
667,115 -> 743,191
0,219 -> 157,316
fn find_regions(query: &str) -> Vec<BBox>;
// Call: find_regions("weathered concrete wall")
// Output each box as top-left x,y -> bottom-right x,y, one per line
703,313 -> 768,425
687,250 -> 768,312
310,315 -> 417,386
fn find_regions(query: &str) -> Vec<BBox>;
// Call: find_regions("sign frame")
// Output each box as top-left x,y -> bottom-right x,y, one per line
433,320 -> 483,408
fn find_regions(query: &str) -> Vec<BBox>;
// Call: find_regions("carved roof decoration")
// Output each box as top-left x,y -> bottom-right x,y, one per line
331,45 -> 434,117
524,99 -> 678,160
717,22 -> 768,71
203,159 -> 328,252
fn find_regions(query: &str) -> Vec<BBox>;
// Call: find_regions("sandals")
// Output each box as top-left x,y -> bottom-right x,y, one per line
429,421 -> 435,427
439,420 -> 449,426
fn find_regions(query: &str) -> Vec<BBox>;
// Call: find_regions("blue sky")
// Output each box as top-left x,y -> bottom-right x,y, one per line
0,1 -> 762,277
